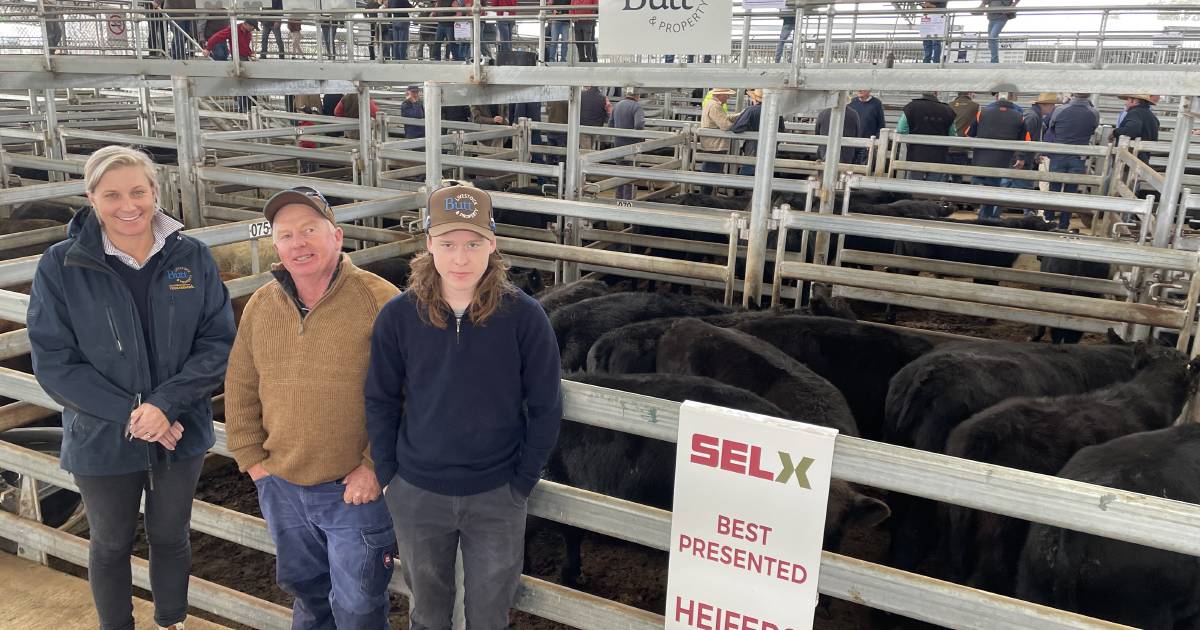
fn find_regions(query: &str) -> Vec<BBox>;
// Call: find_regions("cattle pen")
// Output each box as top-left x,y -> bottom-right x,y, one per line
2,0 -> 1200,628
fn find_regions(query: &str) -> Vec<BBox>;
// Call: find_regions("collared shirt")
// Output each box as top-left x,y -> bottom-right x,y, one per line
270,255 -> 345,318
102,211 -> 184,271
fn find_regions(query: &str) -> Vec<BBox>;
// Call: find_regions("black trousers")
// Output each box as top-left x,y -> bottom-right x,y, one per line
73,455 -> 205,630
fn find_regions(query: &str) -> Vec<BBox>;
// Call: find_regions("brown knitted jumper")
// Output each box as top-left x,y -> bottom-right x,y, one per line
224,256 -> 399,485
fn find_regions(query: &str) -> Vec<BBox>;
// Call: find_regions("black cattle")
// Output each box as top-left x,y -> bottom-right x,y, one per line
944,344 -> 1199,595
1017,424 -> 1200,629
662,193 -> 745,211
535,279 -> 608,315
0,218 -> 64,260
732,315 -> 933,441
586,297 -> 860,374
551,372 -> 889,587
893,215 -> 1052,272
1030,257 -> 1112,344
551,293 -> 731,370
9,202 -> 75,224
882,338 -> 1138,573
359,256 -> 411,289
656,318 -> 858,436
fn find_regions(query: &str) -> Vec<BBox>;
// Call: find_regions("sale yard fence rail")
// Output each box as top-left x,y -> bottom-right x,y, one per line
0,374 -> 1196,629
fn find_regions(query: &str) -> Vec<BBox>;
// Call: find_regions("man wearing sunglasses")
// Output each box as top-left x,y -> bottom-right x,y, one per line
224,186 -> 401,629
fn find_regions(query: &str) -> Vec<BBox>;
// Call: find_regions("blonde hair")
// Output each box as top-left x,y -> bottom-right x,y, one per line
406,249 -> 517,329
84,146 -> 158,197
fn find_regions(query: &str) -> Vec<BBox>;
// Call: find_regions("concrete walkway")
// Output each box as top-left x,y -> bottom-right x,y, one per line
0,552 -> 230,629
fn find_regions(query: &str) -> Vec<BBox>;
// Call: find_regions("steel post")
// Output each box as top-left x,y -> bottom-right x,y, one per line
743,89 -> 781,308
172,76 -> 203,229
562,85 -> 583,281
423,81 -> 443,222
1152,96 -> 1194,248
814,90 -> 846,266
358,83 -> 376,188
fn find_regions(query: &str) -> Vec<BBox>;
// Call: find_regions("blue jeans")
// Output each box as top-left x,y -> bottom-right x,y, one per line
493,21 -> 512,54
322,23 -> 338,59
922,38 -> 942,63
974,175 -> 1005,219
1003,175 -> 1036,215
775,21 -> 794,63
208,41 -> 229,61
169,19 -> 193,59
700,160 -> 724,194
433,22 -> 454,60
390,22 -> 410,59
550,21 -> 570,61
1047,155 -> 1086,228
987,17 -> 1007,63
255,476 -> 396,630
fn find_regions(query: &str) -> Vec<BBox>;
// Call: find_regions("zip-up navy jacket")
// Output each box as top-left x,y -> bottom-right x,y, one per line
27,208 -> 236,475
364,289 -> 562,497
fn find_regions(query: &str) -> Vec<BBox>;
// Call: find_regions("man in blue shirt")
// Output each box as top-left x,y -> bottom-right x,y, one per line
1044,93 -> 1099,229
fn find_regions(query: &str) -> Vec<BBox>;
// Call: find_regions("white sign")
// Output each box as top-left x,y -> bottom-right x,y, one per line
248,219 -> 272,239
666,401 -> 837,630
282,0 -> 355,10
106,14 -> 127,43
597,0 -> 732,56
918,14 -> 946,37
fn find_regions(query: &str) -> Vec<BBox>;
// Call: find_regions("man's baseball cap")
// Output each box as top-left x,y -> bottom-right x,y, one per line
426,185 -> 495,240
263,186 -> 336,225
243,19 -> 260,30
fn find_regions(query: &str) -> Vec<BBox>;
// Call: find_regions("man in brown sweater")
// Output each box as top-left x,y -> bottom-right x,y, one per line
224,185 -> 400,630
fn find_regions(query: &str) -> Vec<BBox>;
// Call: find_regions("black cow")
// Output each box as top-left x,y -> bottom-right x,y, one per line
9,202 -> 75,224
551,372 -> 889,588
1029,256 -> 1112,344
944,344 -> 1199,595
732,315 -> 934,441
656,318 -> 858,436
1017,423 -> 1200,629
893,215 -> 1052,273
535,279 -> 609,315
551,293 -> 731,370
882,337 -> 1139,573
584,295 -> 858,375
589,313 -> 929,440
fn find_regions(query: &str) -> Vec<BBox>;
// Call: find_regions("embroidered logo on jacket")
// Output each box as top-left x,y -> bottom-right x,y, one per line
167,267 -> 195,291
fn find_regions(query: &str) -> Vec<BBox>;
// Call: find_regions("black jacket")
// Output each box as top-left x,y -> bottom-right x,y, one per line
580,87 -> 609,127
903,96 -> 956,164
28,208 -> 236,475
969,100 -> 1030,168
815,105 -> 862,164
1115,103 -> 1160,163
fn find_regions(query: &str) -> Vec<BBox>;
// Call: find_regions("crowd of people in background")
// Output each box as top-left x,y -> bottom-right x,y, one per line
40,0 -> 1036,66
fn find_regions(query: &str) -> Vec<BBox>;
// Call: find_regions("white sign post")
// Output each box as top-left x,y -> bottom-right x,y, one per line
666,401 -> 838,630
597,0 -> 732,56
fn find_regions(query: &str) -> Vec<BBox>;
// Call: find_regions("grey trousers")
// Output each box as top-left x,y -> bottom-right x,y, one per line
73,455 -> 205,630
385,476 -> 527,630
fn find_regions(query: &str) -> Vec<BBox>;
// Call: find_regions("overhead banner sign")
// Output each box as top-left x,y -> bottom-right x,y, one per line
598,0 -> 733,56
666,401 -> 838,630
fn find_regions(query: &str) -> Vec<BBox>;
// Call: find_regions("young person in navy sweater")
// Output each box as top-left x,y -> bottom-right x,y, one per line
365,183 -> 562,629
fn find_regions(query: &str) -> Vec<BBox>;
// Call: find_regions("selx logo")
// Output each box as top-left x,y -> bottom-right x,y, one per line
689,433 -> 815,489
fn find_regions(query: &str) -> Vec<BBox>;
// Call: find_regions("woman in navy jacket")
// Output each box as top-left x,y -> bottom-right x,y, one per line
27,146 -> 235,630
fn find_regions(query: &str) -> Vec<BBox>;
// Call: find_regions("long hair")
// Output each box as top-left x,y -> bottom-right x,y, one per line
407,249 -> 517,329
338,93 -> 361,118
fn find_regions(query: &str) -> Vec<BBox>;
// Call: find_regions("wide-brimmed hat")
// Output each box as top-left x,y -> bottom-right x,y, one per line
711,88 -> 736,97
747,89 -> 764,101
1118,93 -> 1153,103
1034,92 -> 1060,104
